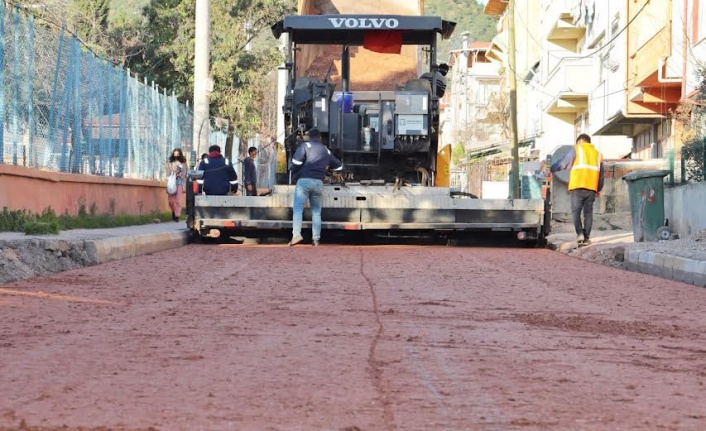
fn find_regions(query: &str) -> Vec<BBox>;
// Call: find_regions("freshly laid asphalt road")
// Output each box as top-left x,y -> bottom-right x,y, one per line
1,242 -> 706,431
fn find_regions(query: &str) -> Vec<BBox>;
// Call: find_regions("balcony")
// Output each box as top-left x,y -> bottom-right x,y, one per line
541,0 -> 585,43
591,81 -> 663,136
486,32 -> 508,64
543,56 -> 594,115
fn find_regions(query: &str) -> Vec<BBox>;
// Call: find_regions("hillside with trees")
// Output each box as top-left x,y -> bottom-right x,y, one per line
424,0 -> 497,60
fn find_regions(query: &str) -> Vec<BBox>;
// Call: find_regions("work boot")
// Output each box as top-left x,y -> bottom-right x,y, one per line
576,234 -> 585,245
288,235 -> 303,246
312,240 -> 320,247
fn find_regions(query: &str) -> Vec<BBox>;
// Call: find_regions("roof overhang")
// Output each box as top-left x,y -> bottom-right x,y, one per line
593,112 -> 664,136
545,92 -> 588,115
486,31 -> 508,64
271,15 -> 456,45
629,85 -> 682,104
483,0 -> 508,16
547,14 -> 585,41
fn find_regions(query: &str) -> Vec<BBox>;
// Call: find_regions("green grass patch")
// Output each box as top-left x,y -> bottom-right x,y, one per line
0,206 -> 175,235
23,220 -> 60,235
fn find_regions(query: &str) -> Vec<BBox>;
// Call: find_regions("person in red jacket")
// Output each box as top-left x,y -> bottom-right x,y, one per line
550,134 -> 605,246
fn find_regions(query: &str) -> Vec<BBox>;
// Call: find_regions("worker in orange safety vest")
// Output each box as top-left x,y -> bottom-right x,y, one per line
550,133 -> 604,246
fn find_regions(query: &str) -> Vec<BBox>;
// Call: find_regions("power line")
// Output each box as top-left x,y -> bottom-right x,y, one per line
568,0 -> 651,61
514,5 -> 542,49
505,62 -> 627,102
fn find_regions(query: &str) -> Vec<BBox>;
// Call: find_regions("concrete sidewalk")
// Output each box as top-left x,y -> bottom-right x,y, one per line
0,222 -> 189,263
0,222 -> 188,284
547,228 -> 706,288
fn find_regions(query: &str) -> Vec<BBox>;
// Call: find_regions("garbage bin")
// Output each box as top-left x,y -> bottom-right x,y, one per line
622,170 -> 670,242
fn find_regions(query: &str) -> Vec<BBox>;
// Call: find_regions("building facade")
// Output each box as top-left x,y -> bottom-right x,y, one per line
480,0 -> 706,162
447,35 -> 503,155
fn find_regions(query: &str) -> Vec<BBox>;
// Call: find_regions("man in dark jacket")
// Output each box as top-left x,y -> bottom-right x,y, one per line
289,128 -> 342,247
243,146 -> 258,196
197,145 -> 238,196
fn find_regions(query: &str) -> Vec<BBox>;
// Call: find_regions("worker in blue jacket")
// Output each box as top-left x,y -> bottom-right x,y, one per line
197,145 -> 238,196
288,128 -> 342,247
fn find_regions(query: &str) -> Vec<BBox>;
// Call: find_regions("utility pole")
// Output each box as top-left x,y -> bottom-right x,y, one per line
508,0 -> 521,199
193,0 -> 211,158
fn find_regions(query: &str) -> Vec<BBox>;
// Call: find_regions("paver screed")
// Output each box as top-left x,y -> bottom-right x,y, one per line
1,244 -> 706,430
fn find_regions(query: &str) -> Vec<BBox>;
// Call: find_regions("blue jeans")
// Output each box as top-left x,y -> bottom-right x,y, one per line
292,178 -> 324,241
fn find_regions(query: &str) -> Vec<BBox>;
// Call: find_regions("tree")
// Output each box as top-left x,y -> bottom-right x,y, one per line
130,0 -> 295,158
674,63 -> 706,183
452,142 -> 466,166
424,0 -> 497,59
70,0 -> 110,49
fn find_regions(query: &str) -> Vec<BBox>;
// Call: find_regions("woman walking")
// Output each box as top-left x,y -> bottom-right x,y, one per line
166,148 -> 187,222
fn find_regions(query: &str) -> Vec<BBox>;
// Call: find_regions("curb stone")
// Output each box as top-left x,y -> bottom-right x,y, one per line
0,230 -> 189,284
623,249 -> 706,287
548,236 -> 706,288
84,231 -> 189,264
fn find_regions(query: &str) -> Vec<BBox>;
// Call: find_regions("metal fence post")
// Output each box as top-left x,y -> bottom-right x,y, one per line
28,15 -> 35,167
46,24 -> 64,168
667,149 -> 675,186
0,2 -> 5,163
12,6 -> 20,165
59,39 -> 75,173
681,146 -> 687,184
107,64 -> 115,176
86,53 -> 95,174
702,137 -> 706,182
117,66 -> 127,177
71,39 -> 82,173
99,59 -> 107,175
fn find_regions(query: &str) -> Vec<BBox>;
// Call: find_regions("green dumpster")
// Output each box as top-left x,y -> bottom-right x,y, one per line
622,170 -> 670,242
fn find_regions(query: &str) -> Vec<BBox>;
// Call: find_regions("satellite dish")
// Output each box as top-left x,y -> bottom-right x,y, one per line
550,145 -> 573,184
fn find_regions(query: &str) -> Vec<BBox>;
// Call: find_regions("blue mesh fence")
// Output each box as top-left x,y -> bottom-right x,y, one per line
0,6 -> 226,179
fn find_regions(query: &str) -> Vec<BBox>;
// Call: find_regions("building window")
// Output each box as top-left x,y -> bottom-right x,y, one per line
632,122 -> 672,159
611,15 -> 620,38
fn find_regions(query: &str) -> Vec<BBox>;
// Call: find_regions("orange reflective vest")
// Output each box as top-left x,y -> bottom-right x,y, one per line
568,143 -> 602,192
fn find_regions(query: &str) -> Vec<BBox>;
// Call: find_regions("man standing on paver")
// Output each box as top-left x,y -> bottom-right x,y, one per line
198,145 -> 238,196
243,146 -> 258,196
551,133 -> 604,246
288,128 -> 342,247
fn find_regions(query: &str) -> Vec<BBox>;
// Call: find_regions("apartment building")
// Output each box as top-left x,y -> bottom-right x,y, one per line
593,0 -> 680,159
482,0 -> 706,161
447,34 -> 503,154
486,0 -> 543,151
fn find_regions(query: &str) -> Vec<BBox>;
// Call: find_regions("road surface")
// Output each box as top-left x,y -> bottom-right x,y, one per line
1,244 -> 705,430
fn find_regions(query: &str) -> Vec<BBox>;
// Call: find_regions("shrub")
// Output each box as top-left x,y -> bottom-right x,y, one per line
0,205 -> 174,233
682,138 -> 705,183
23,220 -> 60,235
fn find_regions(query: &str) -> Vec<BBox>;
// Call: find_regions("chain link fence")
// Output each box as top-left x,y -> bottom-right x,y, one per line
0,5 -> 225,180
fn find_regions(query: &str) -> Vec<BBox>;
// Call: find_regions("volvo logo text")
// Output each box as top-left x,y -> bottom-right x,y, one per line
328,17 -> 400,29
